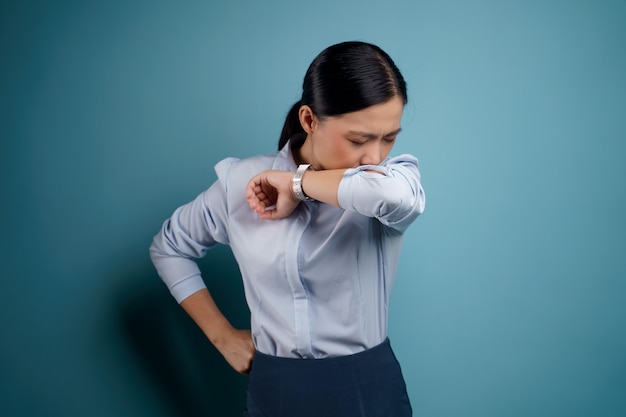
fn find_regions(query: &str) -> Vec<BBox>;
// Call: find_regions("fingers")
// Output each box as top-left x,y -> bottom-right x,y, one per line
235,349 -> 255,375
246,176 -> 273,213
224,329 -> 255,374
246,170 -> 299,220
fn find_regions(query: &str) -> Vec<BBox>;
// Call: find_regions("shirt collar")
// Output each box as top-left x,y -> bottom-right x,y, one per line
272,134 -> 305,172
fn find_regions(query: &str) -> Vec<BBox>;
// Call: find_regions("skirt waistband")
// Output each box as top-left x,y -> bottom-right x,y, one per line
252,337 -> 392,366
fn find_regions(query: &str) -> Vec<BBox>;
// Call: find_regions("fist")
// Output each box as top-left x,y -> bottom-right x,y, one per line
245,170 -> 300,220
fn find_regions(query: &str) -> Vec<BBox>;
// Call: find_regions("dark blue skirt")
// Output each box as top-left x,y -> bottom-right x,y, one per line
244,338 -> 412,417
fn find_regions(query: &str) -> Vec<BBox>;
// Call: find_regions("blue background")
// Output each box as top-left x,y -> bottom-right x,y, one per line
2,1 -> 625,416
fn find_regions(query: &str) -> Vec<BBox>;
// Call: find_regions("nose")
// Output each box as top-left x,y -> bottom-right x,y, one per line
359,141 -> 382,166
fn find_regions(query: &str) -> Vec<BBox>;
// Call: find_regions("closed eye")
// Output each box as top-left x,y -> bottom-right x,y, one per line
347,128 -> 402,143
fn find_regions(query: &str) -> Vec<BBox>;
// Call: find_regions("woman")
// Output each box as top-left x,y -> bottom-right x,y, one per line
150,41 -> 425,416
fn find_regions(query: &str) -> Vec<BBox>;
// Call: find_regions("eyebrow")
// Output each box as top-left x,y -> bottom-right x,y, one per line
347,128 -> 402,140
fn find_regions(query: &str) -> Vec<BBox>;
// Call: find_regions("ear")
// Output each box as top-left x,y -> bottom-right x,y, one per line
298,105 -> 318,134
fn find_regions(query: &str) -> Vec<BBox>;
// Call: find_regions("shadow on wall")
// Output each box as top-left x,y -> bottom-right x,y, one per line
117,245 -> 250,417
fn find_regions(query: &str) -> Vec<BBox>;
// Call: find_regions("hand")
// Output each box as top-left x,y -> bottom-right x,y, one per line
246,170 -> 300,220
214,328 -> 255,374
179,290 -> 254,374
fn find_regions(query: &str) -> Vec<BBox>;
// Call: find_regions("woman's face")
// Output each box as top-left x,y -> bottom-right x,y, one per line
298,96 -> 404,170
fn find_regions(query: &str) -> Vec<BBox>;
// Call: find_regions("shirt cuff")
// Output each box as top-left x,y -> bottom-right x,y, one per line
169,273 -> 207,303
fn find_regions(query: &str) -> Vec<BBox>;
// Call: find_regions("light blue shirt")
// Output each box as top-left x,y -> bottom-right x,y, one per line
149,142 -> 425,359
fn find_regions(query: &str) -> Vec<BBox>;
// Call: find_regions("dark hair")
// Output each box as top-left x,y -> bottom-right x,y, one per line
278,41 -> 407,150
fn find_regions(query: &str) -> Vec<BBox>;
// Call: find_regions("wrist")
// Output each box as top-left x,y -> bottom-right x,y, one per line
208,320 -> 236,348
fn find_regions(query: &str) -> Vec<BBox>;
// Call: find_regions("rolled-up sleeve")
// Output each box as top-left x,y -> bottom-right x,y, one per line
149,158 -> 235,303
337,154 -> 425,232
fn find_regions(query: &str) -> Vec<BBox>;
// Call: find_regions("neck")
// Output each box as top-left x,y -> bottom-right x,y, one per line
293,134 -> 315,168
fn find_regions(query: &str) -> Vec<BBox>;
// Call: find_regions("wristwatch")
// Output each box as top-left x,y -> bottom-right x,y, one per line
292,164 -> 314,201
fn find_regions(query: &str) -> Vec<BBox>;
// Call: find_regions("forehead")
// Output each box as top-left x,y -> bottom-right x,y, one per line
325,97 -> 404,132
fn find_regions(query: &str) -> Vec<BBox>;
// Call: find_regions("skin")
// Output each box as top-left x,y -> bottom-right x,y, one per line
183,95 -> 405,374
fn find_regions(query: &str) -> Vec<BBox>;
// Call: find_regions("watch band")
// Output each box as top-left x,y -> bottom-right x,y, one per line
292,164 -> 314,201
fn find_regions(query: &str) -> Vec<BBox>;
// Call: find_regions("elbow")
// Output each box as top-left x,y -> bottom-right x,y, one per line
377,182 -> 425,220
376,193 -> 406,217
415,186 -> 426,215
149,234 -> 170,266
390,181 -> 425,212
149,238 -> 161,263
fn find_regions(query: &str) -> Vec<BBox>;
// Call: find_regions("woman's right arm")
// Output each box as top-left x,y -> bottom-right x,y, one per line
245,155 -> 425,231
150,176 -> 254,374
